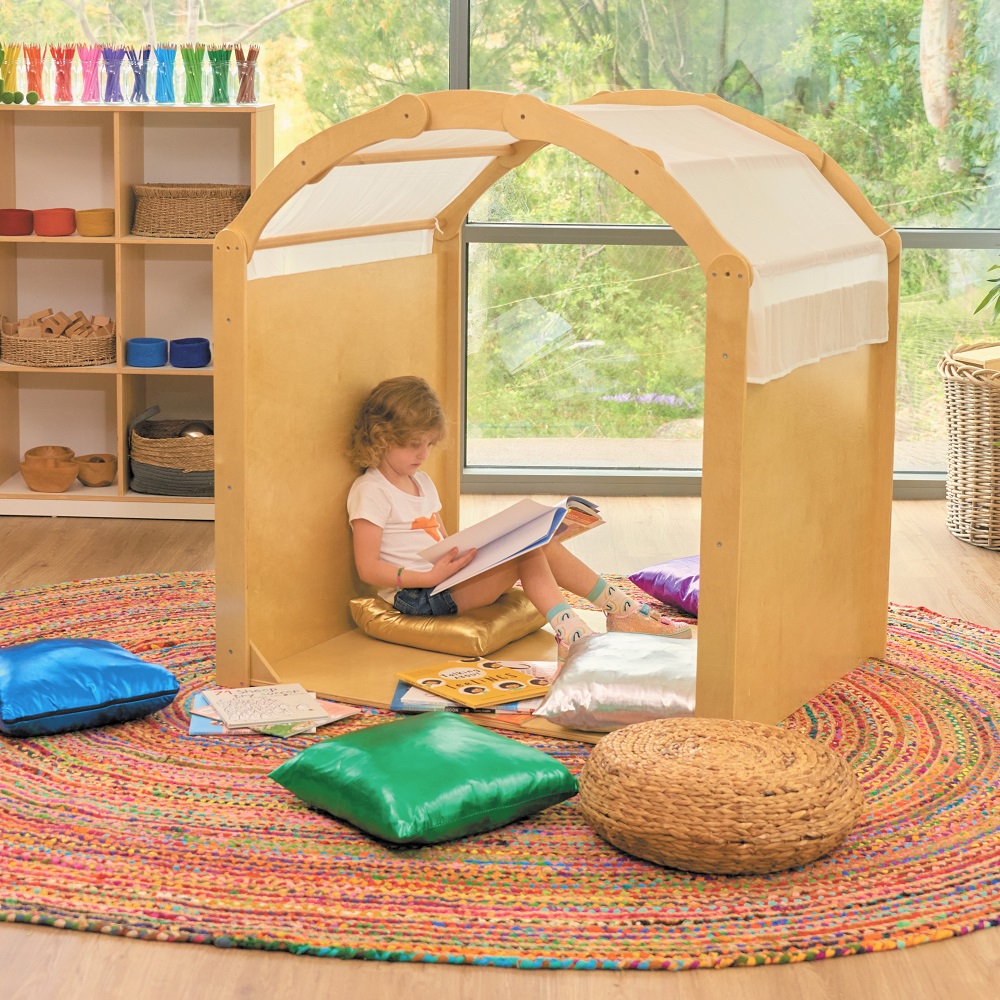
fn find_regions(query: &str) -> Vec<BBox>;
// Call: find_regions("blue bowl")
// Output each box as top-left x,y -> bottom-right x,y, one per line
169,337 -> 212,368
126,337 -> 168,367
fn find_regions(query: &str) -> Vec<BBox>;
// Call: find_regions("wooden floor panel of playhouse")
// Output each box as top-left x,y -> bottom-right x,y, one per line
257,627 -> 603,745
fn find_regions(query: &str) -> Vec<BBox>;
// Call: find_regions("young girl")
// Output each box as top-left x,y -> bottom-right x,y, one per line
347,375 -> 689,667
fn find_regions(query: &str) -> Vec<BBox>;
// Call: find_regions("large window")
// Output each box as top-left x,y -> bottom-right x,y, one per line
464,0 -> 1000,489
11,1 -> 996,490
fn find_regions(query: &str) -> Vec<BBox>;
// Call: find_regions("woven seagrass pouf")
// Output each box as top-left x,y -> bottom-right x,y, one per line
578,717 -> 864,875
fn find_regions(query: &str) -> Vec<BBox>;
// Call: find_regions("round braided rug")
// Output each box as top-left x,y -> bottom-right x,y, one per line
2,572 -> 1000,970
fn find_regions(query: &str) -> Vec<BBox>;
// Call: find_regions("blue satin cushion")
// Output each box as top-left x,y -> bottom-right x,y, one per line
270,712 -> 578,844
0,638 -> 179,737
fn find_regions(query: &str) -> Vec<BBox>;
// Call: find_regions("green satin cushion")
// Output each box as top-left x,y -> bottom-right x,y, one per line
269,712 -> 577,844
349,588 -> 545,656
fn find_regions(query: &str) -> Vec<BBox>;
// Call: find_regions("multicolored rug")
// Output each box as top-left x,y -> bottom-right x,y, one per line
2,572 -> 1000,970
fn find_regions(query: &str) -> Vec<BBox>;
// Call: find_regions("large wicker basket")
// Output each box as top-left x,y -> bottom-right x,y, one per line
0,329 -> 115,367
129,406 -> 214,497
578,718 -> 864,875
131,183 -> 250,239
938,343 -> 1000,550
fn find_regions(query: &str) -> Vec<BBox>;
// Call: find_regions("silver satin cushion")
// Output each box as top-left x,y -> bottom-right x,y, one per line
533,631 -> 697,732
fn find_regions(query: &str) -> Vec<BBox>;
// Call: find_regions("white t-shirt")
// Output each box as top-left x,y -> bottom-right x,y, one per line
347,468 -> 444,601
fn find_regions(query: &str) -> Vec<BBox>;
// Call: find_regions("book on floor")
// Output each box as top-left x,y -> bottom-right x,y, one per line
189,692 -> 359,737
201,684 -> 344,729
396,659 -> 554,709
389,680 -> 545,715
419,496 -> 604,595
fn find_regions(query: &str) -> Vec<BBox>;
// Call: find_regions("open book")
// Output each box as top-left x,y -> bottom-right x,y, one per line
420,496 -> 604,596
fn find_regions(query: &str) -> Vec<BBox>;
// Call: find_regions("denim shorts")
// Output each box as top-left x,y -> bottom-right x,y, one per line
393,587 -> 459,617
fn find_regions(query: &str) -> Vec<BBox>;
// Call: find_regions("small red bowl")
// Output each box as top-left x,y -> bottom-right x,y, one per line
33,207 -> 76,237
0,208 -> 34,236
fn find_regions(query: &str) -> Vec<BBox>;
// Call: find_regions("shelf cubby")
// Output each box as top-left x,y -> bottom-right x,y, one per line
0,102 -> 274,519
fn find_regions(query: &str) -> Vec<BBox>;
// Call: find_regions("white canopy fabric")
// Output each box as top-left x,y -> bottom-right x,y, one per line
565,105 -> 888,382
245,101 -> 889,385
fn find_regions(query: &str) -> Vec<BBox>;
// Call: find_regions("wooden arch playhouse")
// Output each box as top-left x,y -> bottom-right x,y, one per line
213,89 -> 900,736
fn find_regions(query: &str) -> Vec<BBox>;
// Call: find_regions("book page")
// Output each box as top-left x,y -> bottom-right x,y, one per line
429,508 -> 565,594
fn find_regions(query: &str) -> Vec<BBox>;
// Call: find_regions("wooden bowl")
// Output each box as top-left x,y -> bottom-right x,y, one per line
23,445 -> 75,463
20,459 -> 79,493
75,453 -> 118,487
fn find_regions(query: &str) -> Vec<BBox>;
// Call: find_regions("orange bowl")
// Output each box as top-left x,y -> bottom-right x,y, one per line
33,207 -> 76,237
20,459 -> 78,493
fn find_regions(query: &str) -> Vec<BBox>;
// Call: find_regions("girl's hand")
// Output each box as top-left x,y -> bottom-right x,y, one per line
431,546 -> 476,585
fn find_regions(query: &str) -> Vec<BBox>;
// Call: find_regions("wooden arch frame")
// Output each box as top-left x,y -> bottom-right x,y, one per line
214,90 -> 900,735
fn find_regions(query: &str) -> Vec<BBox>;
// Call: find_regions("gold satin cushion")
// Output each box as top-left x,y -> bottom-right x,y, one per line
349,589 -> 546,656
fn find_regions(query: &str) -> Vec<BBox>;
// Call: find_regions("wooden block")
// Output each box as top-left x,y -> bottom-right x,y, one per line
64,317 -> 94,339
28,308 -> 53,324
1,318 -> 17,337
17,325 -> 42,340
43,312 -> 73,336
40,327 -> 60,339
92,315 -> 112,329
952,346 -> 1000,368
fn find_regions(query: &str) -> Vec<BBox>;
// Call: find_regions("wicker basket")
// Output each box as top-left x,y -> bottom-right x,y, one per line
129,407 -> 214,497
0,329 -> 115,367
938,343 -> 1000,550
577,717 -> 864,875
131,183 -> 250,239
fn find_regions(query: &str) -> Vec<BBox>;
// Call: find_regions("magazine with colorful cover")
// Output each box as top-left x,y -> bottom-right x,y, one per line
419,496 -> 604,595
396,660 -> 554,709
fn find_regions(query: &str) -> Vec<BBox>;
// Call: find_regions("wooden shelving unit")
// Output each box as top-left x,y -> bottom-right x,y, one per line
0,102 -> 274,519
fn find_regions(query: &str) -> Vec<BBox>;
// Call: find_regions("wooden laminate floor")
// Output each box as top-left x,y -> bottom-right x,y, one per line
2,499 -> 1000,1000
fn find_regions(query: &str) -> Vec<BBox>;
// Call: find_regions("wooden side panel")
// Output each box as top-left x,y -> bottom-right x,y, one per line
0,369 -> 19,485
240,254 -> 453,666
433,235 -> 462,531
698,258 -> 896,723
731,345 -> 893,723
212,232 -> 250,685
696,259 -> 751,720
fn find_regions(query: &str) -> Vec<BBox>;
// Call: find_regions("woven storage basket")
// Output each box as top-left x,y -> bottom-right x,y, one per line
129,407 -> 214,497
131,183 -> 250,239
0,329 -> 115,367
938,343 -> 1000,550
578,717 -> 864,875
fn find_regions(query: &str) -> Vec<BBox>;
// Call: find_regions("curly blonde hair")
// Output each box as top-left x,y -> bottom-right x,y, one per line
349,376 -> 446,469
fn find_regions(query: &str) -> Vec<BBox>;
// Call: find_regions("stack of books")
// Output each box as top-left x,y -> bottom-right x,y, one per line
189,683 -> 359,738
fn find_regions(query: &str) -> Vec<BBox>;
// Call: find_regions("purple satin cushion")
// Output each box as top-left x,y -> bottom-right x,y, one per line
628,555 -> 700,617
